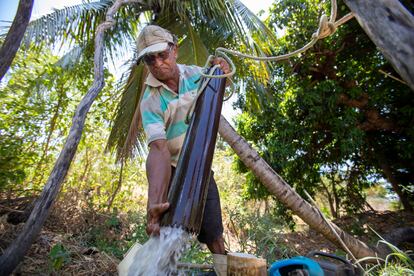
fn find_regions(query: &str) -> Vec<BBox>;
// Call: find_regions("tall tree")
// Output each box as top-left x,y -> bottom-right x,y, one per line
0,0 -> 276,273
235,0 -> 413,214
3,0 -> 405,272
0,0 -> 34,81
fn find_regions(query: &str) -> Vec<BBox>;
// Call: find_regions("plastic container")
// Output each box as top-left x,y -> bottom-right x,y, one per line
268,256 -> 324,276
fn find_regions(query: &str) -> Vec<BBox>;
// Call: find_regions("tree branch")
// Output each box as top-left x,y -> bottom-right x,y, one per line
0,0 -> 34,82
0,0 -> 142,274
338,93 -> 398,132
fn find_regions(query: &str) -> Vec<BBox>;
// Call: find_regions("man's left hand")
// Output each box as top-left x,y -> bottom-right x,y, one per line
211,57 -> 231,75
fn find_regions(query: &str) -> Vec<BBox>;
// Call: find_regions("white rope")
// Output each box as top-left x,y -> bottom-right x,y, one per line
200,0 -> 354,80
188,0 -> 355,123
185,65 -> 221,123
304,190 -> 366,272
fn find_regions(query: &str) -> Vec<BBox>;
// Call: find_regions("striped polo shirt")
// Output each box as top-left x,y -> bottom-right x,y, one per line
140,64 -> 202,166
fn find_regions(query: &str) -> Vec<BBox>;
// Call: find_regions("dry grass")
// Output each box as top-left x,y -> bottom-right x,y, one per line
0,192 -> 122,275
1,191 -> 412,275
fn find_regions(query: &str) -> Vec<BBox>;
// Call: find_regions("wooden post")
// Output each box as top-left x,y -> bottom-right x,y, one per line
343,0 -> 414,91
227,253 -> 267,276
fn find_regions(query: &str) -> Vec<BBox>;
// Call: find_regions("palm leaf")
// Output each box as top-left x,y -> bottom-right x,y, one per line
106,62 -> 148,160
106,0 -> 279,159
25,0 -> 145,65
25,0 -> 113,47
233,0 -> 278,46
160,19 -> 209,66
55,44 -> 85,69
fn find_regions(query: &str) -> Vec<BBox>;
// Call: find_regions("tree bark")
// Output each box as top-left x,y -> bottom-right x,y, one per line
332,179 -> 340,218
0,1 -> 142,274
218,116 -> 378,259
321,181 -> 337,218
338,93 -> 399,132
343,0 -> 414,91
378,156 -> 413,211
0,0 -> 34,82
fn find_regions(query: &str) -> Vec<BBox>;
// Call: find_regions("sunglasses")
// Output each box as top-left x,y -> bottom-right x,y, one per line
142,45 -> 173,66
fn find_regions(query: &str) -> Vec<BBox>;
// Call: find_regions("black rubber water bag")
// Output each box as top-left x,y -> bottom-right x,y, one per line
160,67 -> 227,234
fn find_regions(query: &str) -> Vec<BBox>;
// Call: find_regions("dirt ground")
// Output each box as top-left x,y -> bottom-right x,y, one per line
1,200 -> 413,275
280,210 -> 414,256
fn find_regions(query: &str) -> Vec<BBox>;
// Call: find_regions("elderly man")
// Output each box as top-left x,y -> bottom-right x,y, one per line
137,25 -> 229,274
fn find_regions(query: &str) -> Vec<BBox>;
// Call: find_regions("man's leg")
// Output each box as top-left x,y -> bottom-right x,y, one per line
207,235 -> 225,254
197,173 -> 227,275
197,172 -> 225,250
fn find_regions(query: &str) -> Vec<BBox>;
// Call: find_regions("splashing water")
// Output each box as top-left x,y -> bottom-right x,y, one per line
118,226 -> 191,276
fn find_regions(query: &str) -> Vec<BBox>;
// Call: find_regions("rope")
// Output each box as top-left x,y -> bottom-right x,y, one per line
304,190 -> 366,272
187,0 -> 355,123
378,69 -> 408,85
200,0 -> 354,80
185,65 -> 221,124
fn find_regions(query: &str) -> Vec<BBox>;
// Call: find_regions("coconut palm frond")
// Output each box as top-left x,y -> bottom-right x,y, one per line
103,13 -> 140,68
106,63 -> 148,161
106,0 -> 277,159
104,30 -> 134,69
115,40 -> 139,92
204,0 -> 248,42
55,44 -> 85,69
176,24 -> 209,66
157,17 -> 209,67
233,0 -> 278,46
25,0 -> 113,47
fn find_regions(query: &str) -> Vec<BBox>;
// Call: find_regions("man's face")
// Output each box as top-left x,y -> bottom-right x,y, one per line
143,45 -> 178,81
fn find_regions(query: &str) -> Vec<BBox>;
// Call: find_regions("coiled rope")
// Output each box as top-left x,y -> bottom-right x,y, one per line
200,0 -> 354,80
187,0 -> 355,122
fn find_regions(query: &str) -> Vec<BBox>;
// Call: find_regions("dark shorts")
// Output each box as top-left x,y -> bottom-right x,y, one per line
170,167 -> 224,244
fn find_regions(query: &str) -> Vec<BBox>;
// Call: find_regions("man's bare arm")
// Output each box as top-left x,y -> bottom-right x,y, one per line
146,139 -> 171,236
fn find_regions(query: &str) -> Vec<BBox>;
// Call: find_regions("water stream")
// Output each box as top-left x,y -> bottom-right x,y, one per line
120,226 -> 191,276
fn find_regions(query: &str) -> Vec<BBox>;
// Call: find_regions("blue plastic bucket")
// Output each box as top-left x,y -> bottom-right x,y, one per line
268,256 -> 324,276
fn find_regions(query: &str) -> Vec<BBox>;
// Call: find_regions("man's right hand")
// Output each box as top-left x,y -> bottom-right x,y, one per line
146,202 -> 170,236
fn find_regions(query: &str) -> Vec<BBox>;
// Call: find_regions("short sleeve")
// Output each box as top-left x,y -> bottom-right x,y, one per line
140,87 -> 166,144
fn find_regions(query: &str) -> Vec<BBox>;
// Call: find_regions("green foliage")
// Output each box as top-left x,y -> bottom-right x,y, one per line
0,137 -> 27,189
180,240 -> 212,265
234,0 -> 414,218
48,243 -> 70,271
124,211 -> 150,248
83,210 -> 148,259
359,240 -> 414,275
226,203 -> 296,264
0,47 -> 60,190
0,41 -> 150,210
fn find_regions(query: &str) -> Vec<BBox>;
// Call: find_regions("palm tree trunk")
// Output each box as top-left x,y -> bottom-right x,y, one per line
218,115 -> 378,259
0,0 -> 34,82
0,1 -> 141,274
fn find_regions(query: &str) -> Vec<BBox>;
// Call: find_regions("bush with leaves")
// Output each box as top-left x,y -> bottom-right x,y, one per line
234,0 -> 414,220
